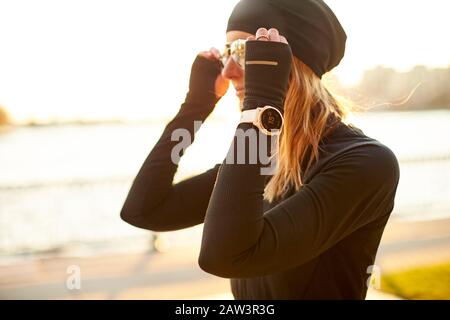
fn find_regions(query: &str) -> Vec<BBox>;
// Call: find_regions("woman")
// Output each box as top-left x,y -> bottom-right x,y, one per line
120,0 -> 400,299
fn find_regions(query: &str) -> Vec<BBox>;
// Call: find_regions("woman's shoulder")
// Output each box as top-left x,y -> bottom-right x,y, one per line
328,126 -> 400,185
322,120 -> 393,153
342,140 -> 399,178
311,121 -> 400,186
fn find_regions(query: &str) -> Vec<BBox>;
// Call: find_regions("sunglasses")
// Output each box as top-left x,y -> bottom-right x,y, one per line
220,38 -> 247,69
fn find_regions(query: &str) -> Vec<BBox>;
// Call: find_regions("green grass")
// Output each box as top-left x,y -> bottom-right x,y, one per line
381,262 -> 450,299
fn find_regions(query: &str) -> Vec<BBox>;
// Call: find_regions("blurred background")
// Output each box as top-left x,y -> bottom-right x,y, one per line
0,0 -> 449,300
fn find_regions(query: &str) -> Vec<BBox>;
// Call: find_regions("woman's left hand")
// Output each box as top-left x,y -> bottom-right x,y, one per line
242,27 -> 292,112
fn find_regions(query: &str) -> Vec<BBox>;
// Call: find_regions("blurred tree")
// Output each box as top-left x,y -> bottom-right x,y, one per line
353,65 -> 450,111
0,105 -> 10,125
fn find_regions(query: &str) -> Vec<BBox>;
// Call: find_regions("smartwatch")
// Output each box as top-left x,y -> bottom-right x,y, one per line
239,106 -> 284,136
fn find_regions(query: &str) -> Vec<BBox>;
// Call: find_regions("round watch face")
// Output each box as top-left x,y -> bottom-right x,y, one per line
260,108 -> 283,132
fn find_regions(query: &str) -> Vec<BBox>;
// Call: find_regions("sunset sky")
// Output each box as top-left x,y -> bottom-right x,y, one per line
0,0 -> 449,123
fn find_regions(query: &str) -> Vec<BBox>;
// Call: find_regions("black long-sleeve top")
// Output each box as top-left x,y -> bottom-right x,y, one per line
120,98 -> 400,299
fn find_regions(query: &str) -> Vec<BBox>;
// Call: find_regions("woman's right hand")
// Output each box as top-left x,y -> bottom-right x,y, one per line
186,48 -> 230,108
199,48 -> 230,98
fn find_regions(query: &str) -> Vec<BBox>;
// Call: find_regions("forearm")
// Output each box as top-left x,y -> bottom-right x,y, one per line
199,122 -> 273,276
198,36 -> 293,277
120,52 -> 225,230
120,98 -> 215,229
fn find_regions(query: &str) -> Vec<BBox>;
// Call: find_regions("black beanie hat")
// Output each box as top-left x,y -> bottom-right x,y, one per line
226,0 -> 347,78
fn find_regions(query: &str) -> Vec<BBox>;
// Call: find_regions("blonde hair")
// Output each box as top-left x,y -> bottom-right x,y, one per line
264,56 -> 352,202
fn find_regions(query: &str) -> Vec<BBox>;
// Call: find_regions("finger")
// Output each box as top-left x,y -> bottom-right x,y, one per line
246,35 -> 256,41
268,28 -> 280,42
255,27 -> 269,41
280,35 -> 288,44
198,51 -> 213,59
210,47 -> 221,60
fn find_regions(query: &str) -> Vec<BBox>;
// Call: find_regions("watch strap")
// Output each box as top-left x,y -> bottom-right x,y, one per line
239,108 -> 259,124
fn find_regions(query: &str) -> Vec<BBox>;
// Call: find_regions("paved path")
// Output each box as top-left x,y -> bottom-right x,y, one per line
375,218 -> 450,272
1,218 -> 449,300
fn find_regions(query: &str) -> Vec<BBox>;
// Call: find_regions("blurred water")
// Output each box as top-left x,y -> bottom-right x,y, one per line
1,110 -> 450,257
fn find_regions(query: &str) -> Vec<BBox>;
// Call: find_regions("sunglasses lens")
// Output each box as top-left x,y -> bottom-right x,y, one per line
221,39 -> 246,68
231,39 -> 246,69
235,53 -> 245,68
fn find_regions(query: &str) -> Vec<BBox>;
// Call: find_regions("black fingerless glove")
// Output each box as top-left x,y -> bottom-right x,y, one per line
184,55 -> 222,111
243,41 -> 293,113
